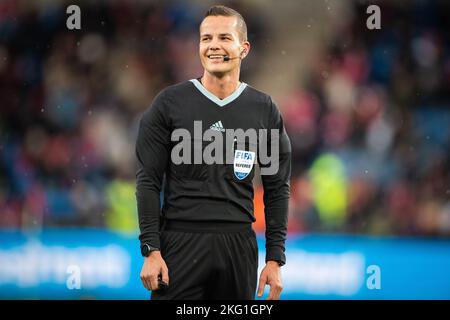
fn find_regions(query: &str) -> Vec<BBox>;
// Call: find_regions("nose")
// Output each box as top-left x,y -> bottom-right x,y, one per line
207,37 -> 221,52
208,45 -> 220,53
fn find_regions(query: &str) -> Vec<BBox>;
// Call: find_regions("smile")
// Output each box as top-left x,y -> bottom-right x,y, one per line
207,55 -> 225,60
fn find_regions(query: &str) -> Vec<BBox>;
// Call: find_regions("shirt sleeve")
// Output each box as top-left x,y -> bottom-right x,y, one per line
259,97 -> 292,266
135,90 -> 171,249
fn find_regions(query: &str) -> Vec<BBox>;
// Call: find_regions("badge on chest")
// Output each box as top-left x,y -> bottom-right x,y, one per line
233,150 -> 255,180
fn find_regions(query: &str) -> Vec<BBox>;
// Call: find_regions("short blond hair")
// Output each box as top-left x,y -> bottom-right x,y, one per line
202,5 -> 248,42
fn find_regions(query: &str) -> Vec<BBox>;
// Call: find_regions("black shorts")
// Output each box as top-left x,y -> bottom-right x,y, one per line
151,219 -> 258,300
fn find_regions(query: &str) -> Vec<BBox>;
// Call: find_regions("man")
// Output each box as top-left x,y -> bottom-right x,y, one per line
136,5 -> 291,300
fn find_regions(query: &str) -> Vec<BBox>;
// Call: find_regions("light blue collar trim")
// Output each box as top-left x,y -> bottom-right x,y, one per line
190,79 -> 247,107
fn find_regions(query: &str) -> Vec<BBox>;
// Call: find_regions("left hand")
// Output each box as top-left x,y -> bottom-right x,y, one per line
257,261 -> 283,300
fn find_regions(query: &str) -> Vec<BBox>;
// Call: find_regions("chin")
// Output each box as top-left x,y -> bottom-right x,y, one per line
209,70 -> 229,78
206,66 -> 230,76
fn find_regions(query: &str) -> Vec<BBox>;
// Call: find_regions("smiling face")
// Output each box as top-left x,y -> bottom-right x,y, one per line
199,15 -> 250,78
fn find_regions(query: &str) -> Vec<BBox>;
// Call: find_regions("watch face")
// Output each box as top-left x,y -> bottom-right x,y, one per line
141,244 -> 150,256
141,244 -> 158,256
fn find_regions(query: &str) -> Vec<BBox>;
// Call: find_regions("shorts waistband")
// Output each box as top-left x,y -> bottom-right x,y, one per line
162,219 -> 252,233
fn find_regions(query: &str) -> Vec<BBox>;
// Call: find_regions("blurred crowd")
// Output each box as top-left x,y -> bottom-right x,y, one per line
0,1 -> 449,237
282,1 -> 450,236
0,0 -> 264,232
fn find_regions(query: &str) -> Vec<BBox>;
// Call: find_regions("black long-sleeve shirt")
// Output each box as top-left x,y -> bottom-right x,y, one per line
136,79 -> 291,265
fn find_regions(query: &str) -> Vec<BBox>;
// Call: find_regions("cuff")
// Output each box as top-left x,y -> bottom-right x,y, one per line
266,246 -> 286,266
139,232 -> 160,250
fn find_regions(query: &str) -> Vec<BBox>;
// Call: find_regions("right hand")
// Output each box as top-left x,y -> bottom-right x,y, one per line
140,251 -> 169,291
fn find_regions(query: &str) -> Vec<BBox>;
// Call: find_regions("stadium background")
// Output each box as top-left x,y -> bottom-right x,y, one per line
1,0 -> 449,299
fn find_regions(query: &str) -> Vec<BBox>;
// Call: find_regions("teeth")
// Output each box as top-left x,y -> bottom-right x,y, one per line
208,55 -> 223,58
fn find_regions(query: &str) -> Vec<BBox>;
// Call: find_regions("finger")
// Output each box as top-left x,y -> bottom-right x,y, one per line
140,275 -> 147,290
267,283 -> 282,300
257,276 -> 266,297
150,273 -> 159,291
141,275 -> 150,291
146,277 -> 153,291
267,285 -> 275,300
275,283 -> 283,300
161,266 -> 169,285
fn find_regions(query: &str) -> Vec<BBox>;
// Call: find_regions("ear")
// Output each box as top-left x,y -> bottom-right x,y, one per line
240,41 -> 251,59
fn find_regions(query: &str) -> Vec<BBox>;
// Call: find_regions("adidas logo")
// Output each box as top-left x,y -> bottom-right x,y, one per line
210,120 -> 225,132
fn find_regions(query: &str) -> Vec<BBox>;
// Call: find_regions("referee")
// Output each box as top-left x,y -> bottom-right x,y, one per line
136,5 -> 291,300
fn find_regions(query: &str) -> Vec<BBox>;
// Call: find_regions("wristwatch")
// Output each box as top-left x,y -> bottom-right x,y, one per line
141,243 -> 160,257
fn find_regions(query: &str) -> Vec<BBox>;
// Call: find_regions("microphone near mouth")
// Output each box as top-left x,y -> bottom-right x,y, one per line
223,55 -> 240,62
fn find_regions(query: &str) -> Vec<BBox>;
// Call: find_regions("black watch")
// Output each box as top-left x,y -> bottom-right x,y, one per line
141,243 -> 159,257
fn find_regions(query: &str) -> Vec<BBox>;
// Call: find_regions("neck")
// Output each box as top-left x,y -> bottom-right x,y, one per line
201,70 -> 241,99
